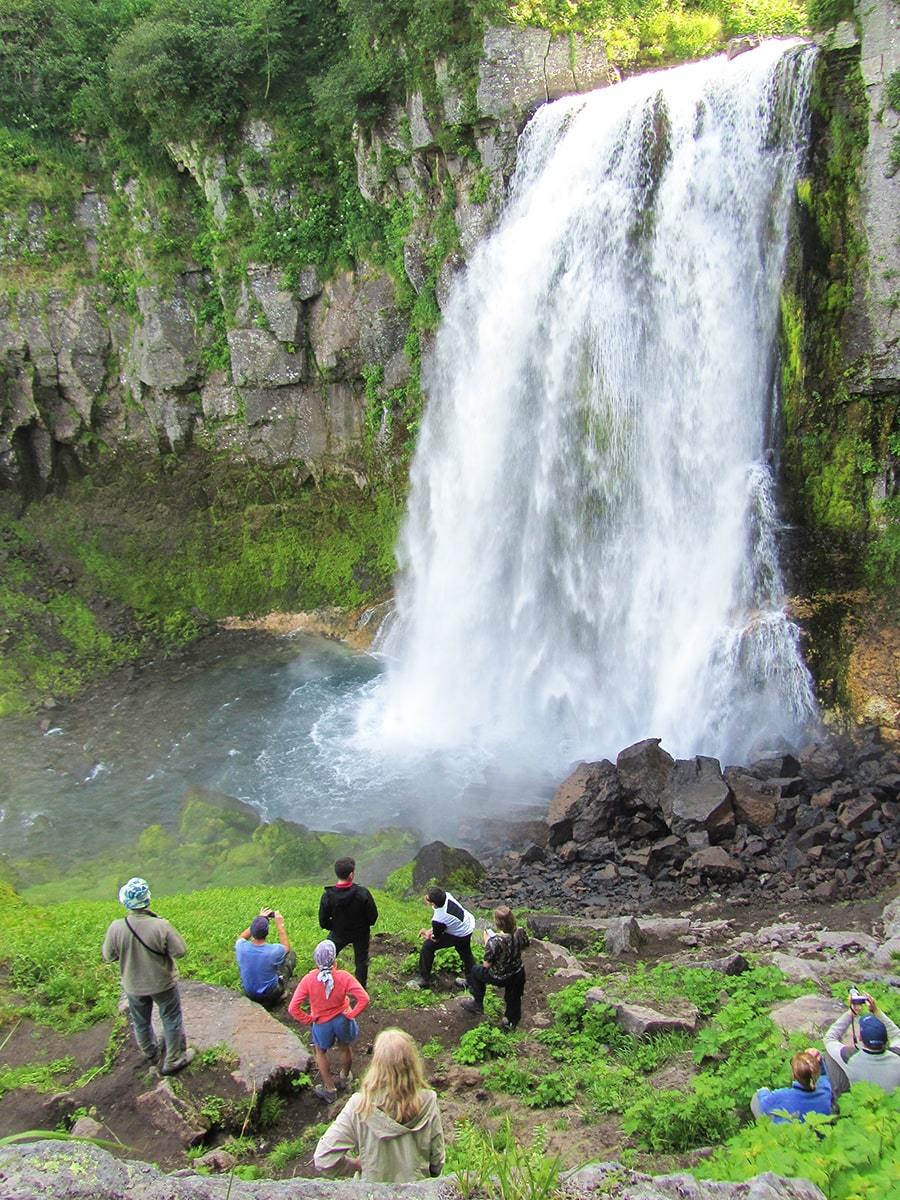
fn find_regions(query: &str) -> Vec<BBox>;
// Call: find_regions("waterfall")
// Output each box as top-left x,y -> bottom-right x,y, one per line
357,40 -> 819,788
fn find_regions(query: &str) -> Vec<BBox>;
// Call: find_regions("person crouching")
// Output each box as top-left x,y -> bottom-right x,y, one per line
288,939 -> 369,1103
461,906 -> 529,1030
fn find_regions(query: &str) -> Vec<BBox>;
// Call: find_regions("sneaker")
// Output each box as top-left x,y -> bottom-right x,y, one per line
453,977 -> 468,990
143,1046 -> 160,1064
336,1070 -> 353,1092
160,1047 -> 195,1076
406,976 -> 430,990
314,1084 -> 338,1103
500,1018 -> 517,1032
460,999 -> 484,1016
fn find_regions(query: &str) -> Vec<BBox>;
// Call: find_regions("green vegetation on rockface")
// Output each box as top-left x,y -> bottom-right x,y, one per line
5,788 -> 418,905
0,453 -> 403,715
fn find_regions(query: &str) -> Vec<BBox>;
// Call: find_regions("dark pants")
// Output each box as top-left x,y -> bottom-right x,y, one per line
470,964 -> 526,1025
419,932 -> 474,983
127,985 -> 186,1069
329,932 -> 371,988
247,948 -> 298,1008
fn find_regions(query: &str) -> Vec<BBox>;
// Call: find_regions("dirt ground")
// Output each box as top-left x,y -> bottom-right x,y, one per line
0,890 -> 893,1180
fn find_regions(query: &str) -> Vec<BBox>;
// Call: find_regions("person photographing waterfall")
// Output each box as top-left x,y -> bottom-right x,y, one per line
822,990 -> 900,1093
235,908 -> 296,1007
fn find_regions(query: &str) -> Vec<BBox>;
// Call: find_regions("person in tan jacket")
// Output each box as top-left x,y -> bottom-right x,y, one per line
314,1028 -> 445,1183
102,876 -> 194,1076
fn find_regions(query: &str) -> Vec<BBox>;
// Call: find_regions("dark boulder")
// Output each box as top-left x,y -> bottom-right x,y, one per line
411,841 -> 485,890
724,767 -> 778,831
659,756 -> 734,842
616,738 -> 674,813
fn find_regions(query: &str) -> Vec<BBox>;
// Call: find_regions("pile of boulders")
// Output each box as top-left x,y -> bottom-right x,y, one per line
485,732 -> 898,907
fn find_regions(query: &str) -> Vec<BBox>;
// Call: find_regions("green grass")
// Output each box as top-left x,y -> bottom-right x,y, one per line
0,880 -> 432,1032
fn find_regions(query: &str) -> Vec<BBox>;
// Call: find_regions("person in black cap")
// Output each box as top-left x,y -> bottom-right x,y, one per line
318,858 -> 378,987
235,908 -> 297,1007
823,991 -> 900,1094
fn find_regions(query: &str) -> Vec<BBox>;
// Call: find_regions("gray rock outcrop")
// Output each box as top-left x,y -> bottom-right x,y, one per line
144,980 -> 310,1093
0,1144 -> 827,1200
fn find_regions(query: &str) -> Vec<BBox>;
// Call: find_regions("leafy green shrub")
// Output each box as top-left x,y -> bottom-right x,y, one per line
455,1022 -> 517,1065
697,1084 -> 900,1199
446,1118 -> 562,1200
622,1074 -> 741,1151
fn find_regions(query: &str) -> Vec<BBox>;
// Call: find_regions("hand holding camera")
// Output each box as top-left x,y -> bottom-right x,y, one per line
848,986 -> 872,1013
260,907 -> 276,920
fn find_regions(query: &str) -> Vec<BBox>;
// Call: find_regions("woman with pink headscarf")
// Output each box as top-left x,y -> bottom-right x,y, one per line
289,939 -> 370,1102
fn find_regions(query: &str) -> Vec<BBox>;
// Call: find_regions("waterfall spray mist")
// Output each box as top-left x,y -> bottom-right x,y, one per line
355,40 -> 819,807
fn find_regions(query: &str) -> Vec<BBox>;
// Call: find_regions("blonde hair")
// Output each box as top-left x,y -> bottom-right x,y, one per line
494,906 -> 517,935
791,1051 -> 821,1090
357,1028 -> 428,1125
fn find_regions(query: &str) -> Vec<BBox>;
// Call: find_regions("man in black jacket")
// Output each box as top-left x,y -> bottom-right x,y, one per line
318,857 -> 378,987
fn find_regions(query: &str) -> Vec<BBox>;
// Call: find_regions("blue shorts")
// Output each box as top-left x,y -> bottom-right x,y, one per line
311,1014 -> 359,1050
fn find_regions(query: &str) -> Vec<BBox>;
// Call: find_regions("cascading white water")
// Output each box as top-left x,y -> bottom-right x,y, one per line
358,40 -> 819,788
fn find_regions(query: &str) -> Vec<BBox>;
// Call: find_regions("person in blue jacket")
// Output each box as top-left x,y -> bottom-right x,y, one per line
751,1048 -> 833,1123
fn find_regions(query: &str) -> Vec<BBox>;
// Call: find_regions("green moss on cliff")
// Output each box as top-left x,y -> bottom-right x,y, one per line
0,453 -> 402,714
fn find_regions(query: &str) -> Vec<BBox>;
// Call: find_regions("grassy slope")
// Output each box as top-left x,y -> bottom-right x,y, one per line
1,875 -> 897,1196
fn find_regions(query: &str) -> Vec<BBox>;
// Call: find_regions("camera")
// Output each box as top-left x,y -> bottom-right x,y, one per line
261,908 -> 275,920
849,986 -> 866,1009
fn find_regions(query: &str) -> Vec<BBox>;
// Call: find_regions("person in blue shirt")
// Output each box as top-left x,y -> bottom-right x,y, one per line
751,1048 -> 833,1123
235,909 -> 297,1008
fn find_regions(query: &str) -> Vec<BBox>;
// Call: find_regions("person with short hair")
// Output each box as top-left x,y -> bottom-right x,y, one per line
288,939 -> 370,1103
461,906 -> 529,1029
102,876 -> 194,1076
408,887 -> 475,989
313,1028 -> 445,1183
750,1048 -> 833,1122
235,908 -> 296,1007
318,857 -> 379,987
823,992 -> 900,1093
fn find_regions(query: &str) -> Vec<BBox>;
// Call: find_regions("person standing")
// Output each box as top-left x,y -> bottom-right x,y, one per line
461,905 -> 529,1029
102,876 -> 194,1076
319,857 -> 378,987
823,991 -> 900,1093
409,887 -> 475,989
235,908 -> 296,1007
314,1028 -> 445,1183
288,939 -> 370,1103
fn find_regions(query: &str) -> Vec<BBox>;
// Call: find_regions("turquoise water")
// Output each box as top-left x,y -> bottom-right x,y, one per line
0,630 -> 549,866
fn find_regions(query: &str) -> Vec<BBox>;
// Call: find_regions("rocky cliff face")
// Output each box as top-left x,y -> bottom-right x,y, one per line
0,14 -> 896,725
0,26 -> 613,496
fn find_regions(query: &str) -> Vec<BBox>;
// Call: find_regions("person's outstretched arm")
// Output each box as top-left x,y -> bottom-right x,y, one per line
823,1011 -> 853,1066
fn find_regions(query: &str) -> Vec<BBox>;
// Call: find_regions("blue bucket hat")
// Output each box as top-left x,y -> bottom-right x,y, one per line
118,877 -> 151,910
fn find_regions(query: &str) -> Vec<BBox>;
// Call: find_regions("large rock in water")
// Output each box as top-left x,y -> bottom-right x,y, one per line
0,1143 -> 828,1199
660,757 -> 735,842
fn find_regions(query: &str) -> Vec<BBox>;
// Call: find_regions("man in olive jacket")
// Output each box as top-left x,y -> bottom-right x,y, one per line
102,876 -> 194,1075
318,857 -> 378,987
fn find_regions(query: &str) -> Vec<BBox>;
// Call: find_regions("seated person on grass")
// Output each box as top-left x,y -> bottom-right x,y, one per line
289,939 -> 369,1103
823,991 -> 900,1095
235,908 -> 296,1008
751,1048 -> 833,1123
